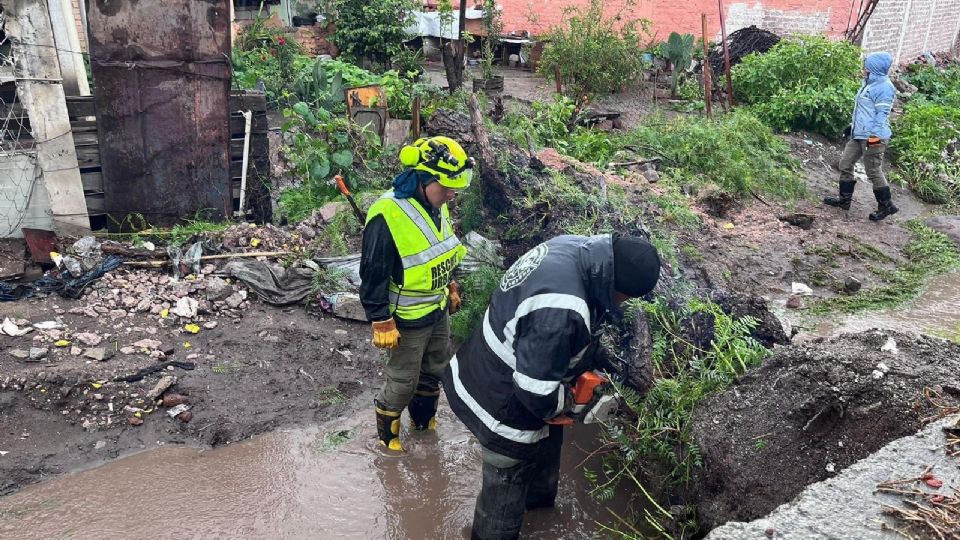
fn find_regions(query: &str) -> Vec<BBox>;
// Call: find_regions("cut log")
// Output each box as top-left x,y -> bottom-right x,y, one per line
468,93 -> 511,216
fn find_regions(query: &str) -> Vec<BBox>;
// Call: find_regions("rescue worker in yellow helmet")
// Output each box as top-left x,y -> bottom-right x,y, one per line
360,136 -> 473,452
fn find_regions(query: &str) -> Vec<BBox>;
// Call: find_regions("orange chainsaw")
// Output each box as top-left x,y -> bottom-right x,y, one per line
547,371 -> 619,425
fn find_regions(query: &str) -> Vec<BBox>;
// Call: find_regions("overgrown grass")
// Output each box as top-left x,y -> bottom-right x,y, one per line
311,267 -> 351,296
169,218 -> 230,245
451,265 -> 504,341
809,221 -> 960,314
501,103 -> 803,201
591,297 -> 770,536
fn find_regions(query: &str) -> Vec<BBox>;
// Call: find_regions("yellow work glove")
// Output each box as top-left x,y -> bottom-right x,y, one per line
448,281 -> 462,315
372,318 -> 400,349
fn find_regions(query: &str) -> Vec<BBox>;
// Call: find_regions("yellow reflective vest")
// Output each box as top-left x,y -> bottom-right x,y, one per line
366,192 -> 467,321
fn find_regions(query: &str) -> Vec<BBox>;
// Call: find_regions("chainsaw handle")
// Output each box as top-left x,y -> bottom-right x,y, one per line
335,174 -> 351,197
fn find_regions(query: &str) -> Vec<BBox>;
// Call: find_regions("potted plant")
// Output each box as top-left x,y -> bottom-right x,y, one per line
473,0 -> 504,92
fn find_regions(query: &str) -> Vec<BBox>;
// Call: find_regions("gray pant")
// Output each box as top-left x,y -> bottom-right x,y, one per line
839,139 -> 888,188
377,316 -> 450,411
471,428 -> 563,540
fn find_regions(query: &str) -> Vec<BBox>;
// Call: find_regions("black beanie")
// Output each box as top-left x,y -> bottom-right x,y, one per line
613,234 -> 661,297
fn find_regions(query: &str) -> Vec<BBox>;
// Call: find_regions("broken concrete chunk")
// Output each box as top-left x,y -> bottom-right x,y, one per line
326,293 -> 367,322
9,349 -> 30,360
74,332 -> 103,347
225,291 -> 246,309
28,348 -> 49,361
132,339 -> 162,350
119,346 -> 136,355
83,348 -> 115,362
203,321 -> 219,330
204,277 -> 232,302
146,376 -> 177,400
171,297 -> 199,319
791,282 -> 814,296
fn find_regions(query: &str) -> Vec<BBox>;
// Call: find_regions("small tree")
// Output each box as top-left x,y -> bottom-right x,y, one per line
479,0 -> 503,80
438,0 -> 465,92
537,0 -> 648,98
333,0 -> 417,70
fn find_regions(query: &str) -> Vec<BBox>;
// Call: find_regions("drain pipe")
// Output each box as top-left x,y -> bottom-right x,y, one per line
236,109 -> 252,220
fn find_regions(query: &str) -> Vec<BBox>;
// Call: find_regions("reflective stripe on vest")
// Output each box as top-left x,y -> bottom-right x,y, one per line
366,191 -> 467,321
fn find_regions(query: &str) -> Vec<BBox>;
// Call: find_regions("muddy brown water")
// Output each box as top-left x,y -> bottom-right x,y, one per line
809,269 -> 960,338
0,396 -> 632,539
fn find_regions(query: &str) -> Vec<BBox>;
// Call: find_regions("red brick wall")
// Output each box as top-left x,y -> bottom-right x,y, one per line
500,0 -> 960,62
500,0 -> 855,42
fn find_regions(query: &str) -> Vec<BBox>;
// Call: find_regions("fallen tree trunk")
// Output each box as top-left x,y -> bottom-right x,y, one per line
468,93 -> 511,216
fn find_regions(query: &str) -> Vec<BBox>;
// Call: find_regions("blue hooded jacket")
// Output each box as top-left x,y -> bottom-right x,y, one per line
851,52 -> 897,140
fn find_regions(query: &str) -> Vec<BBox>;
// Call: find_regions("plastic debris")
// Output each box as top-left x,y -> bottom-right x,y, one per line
34,321 -> 64,330
166,403 -> 191,419
791,282 -> 814,296
1,318 -> 33,337
184,324 -> 200,334
54,340 -> 71,347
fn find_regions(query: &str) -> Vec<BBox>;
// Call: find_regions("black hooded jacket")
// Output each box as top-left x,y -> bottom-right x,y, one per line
442,234 -> 624,460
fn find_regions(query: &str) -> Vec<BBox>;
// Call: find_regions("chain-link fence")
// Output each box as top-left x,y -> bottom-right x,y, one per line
0,6 -> 53,239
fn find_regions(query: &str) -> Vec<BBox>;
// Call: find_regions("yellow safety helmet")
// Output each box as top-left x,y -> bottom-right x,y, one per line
398,136 -> 474,189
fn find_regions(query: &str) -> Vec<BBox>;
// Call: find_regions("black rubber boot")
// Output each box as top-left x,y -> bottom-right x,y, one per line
408,392 -> 439,431
824,180 -> 856,210
869,187 -> 899,221
375,400 -> 404,451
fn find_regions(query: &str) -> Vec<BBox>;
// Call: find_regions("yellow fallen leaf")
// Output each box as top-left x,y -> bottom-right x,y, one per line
135,411 -> 142,418
183,342 -> 192,348
91,383 -> 102,389
723,223 -> 735,230
250,238 -> 261,247
143,408 -> 153,414
55,340 -> 71,347
184,324 -> 200,334
160,308 -> 169,319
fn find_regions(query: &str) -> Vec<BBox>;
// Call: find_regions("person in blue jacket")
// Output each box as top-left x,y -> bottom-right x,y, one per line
824,51 -> 899,221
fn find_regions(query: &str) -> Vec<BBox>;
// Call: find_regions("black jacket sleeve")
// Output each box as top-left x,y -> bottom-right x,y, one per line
511,306 -> 592,420
359,214 -> 401,322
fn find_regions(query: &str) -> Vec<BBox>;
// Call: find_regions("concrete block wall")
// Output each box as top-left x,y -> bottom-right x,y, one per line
861,0 -> 960,62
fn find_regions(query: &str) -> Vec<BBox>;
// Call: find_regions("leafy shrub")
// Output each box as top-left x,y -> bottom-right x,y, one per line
537,0 -> 649,98
890,66 -> 960,206
333,0 -> 417,69
278,103 -> 386,222
732,35 -> 862,136
590,297 -> 769,538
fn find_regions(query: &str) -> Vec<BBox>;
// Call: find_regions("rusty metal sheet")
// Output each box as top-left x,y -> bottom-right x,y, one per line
86,0 -> 232,230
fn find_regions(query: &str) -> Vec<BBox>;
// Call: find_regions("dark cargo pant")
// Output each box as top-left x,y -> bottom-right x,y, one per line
471,427 -> 564,540
839,139 -> 889,189
376,316 -> 450,411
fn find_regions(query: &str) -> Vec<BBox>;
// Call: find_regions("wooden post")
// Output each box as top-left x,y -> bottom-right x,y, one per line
701,14 -> 712,117
718,0 -> 735,107
554,65 -> 563,94
6,0 -> 90,236
412,95 -> 421,140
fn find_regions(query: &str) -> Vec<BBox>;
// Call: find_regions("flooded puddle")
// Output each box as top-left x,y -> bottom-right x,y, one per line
794,270 -> 960,339
0,398 -> 631,539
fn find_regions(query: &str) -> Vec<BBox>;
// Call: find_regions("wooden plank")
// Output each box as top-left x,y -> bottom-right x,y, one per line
81,170 -> 103,192
65,98 -> 96,118
229,92 -> 268,112
75,146 -> 100,168
72,131 -> 98,146
229,114 -> 268,135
